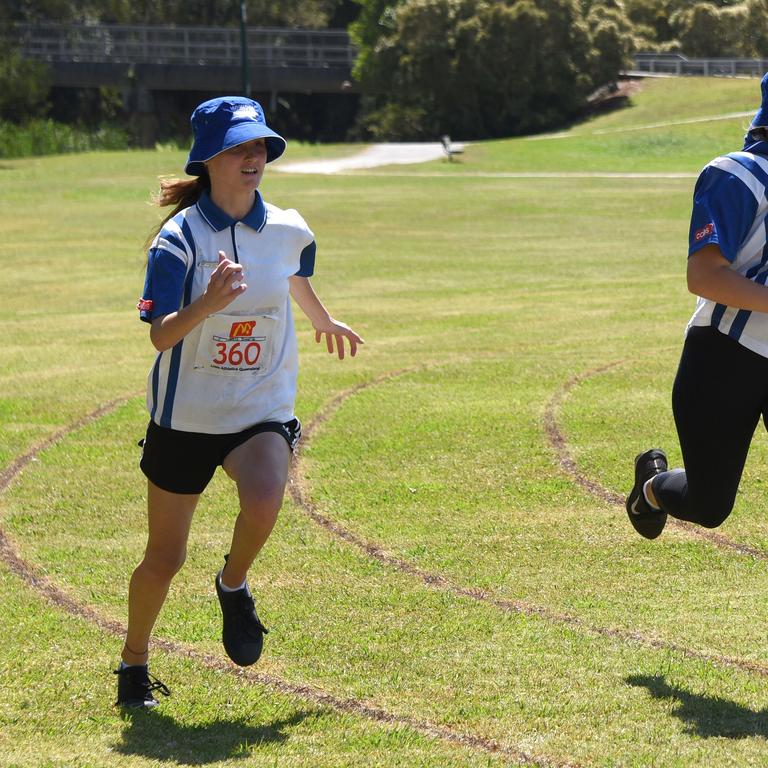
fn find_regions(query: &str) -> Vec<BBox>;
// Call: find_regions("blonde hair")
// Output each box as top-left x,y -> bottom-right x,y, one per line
144,173 -> 211,250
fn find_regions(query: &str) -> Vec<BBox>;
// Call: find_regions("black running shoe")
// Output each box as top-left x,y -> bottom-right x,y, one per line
215,562 -> 269,667
114,664 -> 170,708
626,449 -> 668,540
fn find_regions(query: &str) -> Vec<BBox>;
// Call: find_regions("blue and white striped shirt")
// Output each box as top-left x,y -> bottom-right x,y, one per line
138,190 -> 315,433
688,142 -> 768,357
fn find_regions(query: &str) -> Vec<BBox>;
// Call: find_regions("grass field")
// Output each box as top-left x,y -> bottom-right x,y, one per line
4,75 -> 768,767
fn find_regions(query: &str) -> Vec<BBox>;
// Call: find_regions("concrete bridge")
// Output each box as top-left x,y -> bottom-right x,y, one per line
12,22 -> 356,94
11,22 -> 358,144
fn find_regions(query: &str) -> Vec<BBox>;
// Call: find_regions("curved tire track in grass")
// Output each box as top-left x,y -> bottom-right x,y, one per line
290,369 -> 768,680
0,394 -> 575,768
542,362 -> 767,560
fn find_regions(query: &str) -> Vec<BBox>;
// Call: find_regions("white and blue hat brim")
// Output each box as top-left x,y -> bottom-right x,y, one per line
185,125 -> 286,175
184,97 -> 287,176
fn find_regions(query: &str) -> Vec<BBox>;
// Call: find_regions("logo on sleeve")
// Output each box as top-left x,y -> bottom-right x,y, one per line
694,222 -> 714,241
137,298 -> 154,311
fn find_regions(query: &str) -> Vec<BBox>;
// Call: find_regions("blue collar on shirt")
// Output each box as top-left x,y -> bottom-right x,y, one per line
741,137 -> 768,156
196,190 -> 267,232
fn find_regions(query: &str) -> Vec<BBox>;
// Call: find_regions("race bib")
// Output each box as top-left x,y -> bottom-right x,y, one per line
193,311 -> 277,376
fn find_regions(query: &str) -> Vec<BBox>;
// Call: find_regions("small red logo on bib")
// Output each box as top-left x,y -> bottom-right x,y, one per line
137,298 -> 154,311
229,320 -> 256,338
695,222 -> 714,241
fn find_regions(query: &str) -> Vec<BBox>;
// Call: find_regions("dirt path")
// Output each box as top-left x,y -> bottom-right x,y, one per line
274,142 -> 448,174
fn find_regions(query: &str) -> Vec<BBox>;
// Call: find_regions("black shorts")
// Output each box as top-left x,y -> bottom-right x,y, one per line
139,418 -> 301,495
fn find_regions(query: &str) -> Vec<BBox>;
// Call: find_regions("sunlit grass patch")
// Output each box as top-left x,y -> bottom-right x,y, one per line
4,75 -> 768,766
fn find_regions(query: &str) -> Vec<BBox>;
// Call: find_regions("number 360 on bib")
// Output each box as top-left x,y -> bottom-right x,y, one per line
194,313 -> 277,377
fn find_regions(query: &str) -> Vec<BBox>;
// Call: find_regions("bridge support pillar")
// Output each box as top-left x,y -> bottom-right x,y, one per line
123,74 -> 158,148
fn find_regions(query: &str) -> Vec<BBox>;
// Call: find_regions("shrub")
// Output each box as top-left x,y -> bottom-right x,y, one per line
351,0 -> 619,140
0,119 -> 130,158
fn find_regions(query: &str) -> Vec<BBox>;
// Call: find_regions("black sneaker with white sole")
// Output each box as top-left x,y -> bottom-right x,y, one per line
114,664 -> 170,708
626,449 -> 668,540
215,561 -> 269,667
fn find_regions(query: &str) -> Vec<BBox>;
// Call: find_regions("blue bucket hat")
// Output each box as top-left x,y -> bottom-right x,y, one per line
750,72 -> 768,129
185,96 -> 286,176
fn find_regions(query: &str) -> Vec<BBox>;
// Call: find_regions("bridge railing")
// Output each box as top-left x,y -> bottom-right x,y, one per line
632,54 -> 768,77
11,23 -> 356,69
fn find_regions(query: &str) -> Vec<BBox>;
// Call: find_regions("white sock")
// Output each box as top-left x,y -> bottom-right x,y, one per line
642,478 -> 661,510
119,660 -> 145,670
218,573 -> 248,593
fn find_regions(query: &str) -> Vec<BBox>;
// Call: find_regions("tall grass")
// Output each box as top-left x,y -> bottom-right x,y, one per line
0,118 -> 130,158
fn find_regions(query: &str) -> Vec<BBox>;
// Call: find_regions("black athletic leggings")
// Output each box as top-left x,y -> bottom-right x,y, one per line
652,325 -> 768,528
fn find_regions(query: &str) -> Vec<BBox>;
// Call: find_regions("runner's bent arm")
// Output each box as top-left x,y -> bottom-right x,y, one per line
150,252 -> 245,351
688,243 -> 768,313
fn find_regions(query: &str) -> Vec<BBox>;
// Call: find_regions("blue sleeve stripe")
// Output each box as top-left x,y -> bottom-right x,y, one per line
164,232 -> 187,255
180,218 -> 198,308
690,164 -> 759,262
729,152 -> 768,191
295,241 -> 316,277
143,247 -> 188,318
180,218 -> 197,262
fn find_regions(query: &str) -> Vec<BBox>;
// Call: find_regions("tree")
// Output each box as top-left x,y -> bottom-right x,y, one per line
453,1 -> 552,137
621,0 -> 768,53
0,49 -> 50,121
352,0 -> 619,140
1,0 -> 355,27
671,2 -> 748,57
586,1 -> 636,85
744,0 -> 768,56
349,0 -> 403,88
626,0 -> 665,36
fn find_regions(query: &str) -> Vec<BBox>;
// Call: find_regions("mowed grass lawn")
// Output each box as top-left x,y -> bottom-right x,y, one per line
4,76 -> 768,767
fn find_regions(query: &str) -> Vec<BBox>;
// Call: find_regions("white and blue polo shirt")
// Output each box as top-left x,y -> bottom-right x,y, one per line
688,141 -> 768,357
138,190 -> 315,433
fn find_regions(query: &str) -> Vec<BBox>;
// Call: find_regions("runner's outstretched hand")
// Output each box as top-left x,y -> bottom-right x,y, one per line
313,318 -> 364,360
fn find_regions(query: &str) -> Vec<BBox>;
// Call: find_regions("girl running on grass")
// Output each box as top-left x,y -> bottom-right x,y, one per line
115,96 -> 363,707
626,73 -> 768,541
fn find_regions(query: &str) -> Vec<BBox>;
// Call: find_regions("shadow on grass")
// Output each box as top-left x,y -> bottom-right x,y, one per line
626,674 -> 768,739
115,707 -> 319,763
